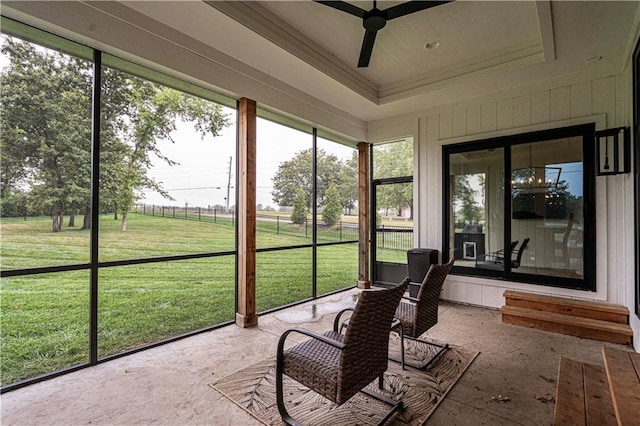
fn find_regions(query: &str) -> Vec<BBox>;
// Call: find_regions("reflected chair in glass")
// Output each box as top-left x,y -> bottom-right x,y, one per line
476,238 -> 529,270
392,259 -> 454,370
275,279 -> 409,426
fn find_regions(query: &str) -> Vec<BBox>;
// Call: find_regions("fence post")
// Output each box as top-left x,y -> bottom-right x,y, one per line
185,207 -> 188,220
143,204 -> 146,215
198,207 -> 201,221
173,206 -> 175,218
339,221 -> 343,241
276,215 -> 279,234
214,208 -> 217,223
305,218 -> 308,238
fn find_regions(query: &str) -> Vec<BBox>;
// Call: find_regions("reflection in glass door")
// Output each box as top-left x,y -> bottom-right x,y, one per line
511,139 -> 584,278
372,177 -> 413,285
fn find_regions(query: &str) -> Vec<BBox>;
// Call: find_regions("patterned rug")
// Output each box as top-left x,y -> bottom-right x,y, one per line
210,337 -> 479,425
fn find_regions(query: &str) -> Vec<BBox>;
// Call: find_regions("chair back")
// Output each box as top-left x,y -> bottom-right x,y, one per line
413,258 -> 455,337
512,238 -> 530,268
337,278 -> 409,404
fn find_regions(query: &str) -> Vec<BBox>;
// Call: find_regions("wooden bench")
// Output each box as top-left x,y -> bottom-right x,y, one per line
554,357 -> 617,425
603,347 -> 640,426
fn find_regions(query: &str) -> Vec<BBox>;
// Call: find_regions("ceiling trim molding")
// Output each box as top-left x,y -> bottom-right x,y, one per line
536,1 -> 556,62
378,41 -> 545,104
205,1 -> 379,104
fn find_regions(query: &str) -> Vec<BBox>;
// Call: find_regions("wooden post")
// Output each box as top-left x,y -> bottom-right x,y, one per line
236,97 -> 258,328
357,142 -> 371,289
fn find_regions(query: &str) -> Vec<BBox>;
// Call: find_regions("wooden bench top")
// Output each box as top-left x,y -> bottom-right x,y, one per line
554,356 -> 617,426
603,347 -> 640,426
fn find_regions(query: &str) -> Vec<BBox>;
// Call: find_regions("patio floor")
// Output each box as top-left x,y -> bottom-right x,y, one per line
0,288 -> 630,425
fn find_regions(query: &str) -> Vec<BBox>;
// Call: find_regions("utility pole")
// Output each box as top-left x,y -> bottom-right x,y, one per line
226,156 -> 232,211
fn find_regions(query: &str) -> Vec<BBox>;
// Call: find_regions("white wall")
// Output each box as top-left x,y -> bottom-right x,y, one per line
370,72 -> 639,351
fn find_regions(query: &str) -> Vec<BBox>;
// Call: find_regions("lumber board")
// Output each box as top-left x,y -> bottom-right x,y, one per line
554,357 -> 586,426
582,362 -> 616,425
501,306 -> 633,345
603,347 -> 640,426
504,291 -> 629,323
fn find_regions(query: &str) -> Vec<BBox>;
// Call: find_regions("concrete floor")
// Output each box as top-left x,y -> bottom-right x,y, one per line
0,289 -> 631,425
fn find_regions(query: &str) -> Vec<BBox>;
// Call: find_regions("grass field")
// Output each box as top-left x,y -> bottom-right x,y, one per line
0,213 -> 406,386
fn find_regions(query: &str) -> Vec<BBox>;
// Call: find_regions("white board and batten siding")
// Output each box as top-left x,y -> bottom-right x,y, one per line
368,72 -> 638,351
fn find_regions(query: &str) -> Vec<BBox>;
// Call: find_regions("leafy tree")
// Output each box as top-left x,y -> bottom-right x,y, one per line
0,37 -> 231,232
322,182 -> 342,226
337,151 -> 358,214
272,148 -> 344,209
454,175 -> 482,224
373,141 -> 413,217
0,38 -> 92,231
291,189 -> 308,225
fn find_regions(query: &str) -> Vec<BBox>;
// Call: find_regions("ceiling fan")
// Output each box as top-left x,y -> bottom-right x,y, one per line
315,1 -> 451,68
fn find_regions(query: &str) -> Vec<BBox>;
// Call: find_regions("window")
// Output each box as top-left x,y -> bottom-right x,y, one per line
444,124 -> 595,291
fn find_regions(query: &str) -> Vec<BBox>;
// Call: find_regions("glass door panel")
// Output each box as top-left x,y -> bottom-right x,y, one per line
373,179 -> 413,284
448,148 -> 504,271
510,138 -> 584,278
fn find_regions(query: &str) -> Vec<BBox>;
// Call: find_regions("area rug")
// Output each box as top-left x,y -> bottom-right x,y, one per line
209,337 -> 479,425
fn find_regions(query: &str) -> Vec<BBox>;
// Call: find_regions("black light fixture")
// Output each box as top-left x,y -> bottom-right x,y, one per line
595,127 -> 631,175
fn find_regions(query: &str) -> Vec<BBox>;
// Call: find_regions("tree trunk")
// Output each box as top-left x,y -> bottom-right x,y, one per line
68,213 -> 75,227
121,211 -> 127,231
52,212 -> 63,232
81,206 -> 91,230
114,203 -> 118,220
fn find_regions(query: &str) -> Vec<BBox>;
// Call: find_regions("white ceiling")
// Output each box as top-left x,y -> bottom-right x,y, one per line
119,0 -> 639,124
3,0 -> 639,130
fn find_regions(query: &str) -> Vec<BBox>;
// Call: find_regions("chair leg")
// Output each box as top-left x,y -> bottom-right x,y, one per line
276,334 -> 302,426
359,386 -> 404,425
407,336 -> 449,370
390,321 -> 406,370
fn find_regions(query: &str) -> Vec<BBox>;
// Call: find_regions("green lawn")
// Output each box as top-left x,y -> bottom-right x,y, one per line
0,213 -> 389,385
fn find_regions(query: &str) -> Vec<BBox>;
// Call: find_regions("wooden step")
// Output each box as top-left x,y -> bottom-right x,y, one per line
602,347 -> 640,426
501,305 -> 633,345
504,290 -> 629,324
554,357 -> 617,426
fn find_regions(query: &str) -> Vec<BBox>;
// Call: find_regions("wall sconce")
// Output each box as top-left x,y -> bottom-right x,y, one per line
595,127 -> 631,175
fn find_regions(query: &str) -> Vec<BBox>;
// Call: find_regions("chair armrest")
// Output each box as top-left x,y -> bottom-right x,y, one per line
333,308 -> 355,333
276,327 -> 346,364
401,295 -> 420,303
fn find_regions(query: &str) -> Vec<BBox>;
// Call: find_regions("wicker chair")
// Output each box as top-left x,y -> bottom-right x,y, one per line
276,279 -> 409,426
393,258 -> 454,370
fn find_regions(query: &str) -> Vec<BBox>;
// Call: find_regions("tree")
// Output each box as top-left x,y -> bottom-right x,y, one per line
322,182 -> 342,226
454,175 -> 482,225
373,141 -> 413,217
291,189 -> 308,225
0,38 -> 92,232
0,37 -> 231,231
337,151 -> 358,214
271,148 -> 344,209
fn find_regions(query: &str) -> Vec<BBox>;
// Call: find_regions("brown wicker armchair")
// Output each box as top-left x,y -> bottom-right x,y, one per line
276,279 -> 409,426
393,259 -> 454,369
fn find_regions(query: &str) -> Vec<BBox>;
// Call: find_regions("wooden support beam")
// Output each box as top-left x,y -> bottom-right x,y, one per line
357,142 -> 370,289
236,97 -> 258,328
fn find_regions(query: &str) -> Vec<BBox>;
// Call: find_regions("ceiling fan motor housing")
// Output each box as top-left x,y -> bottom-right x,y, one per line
363,9 -> 387,31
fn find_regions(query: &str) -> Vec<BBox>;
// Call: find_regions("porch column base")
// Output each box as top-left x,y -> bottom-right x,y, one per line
357,280 -> 371,289
236,312 -> 259,328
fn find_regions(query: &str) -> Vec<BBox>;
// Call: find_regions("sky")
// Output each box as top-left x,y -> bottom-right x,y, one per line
143,114 -> 355,210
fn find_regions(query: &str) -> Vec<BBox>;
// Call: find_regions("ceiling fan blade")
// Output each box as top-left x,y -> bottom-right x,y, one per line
384,1 -> 451,20
314,1 -> 366,18
358,29 -> 378,68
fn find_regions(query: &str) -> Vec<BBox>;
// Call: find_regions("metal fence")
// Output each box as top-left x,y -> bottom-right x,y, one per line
376,224 -> 414,251
134,204 -> 361,243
